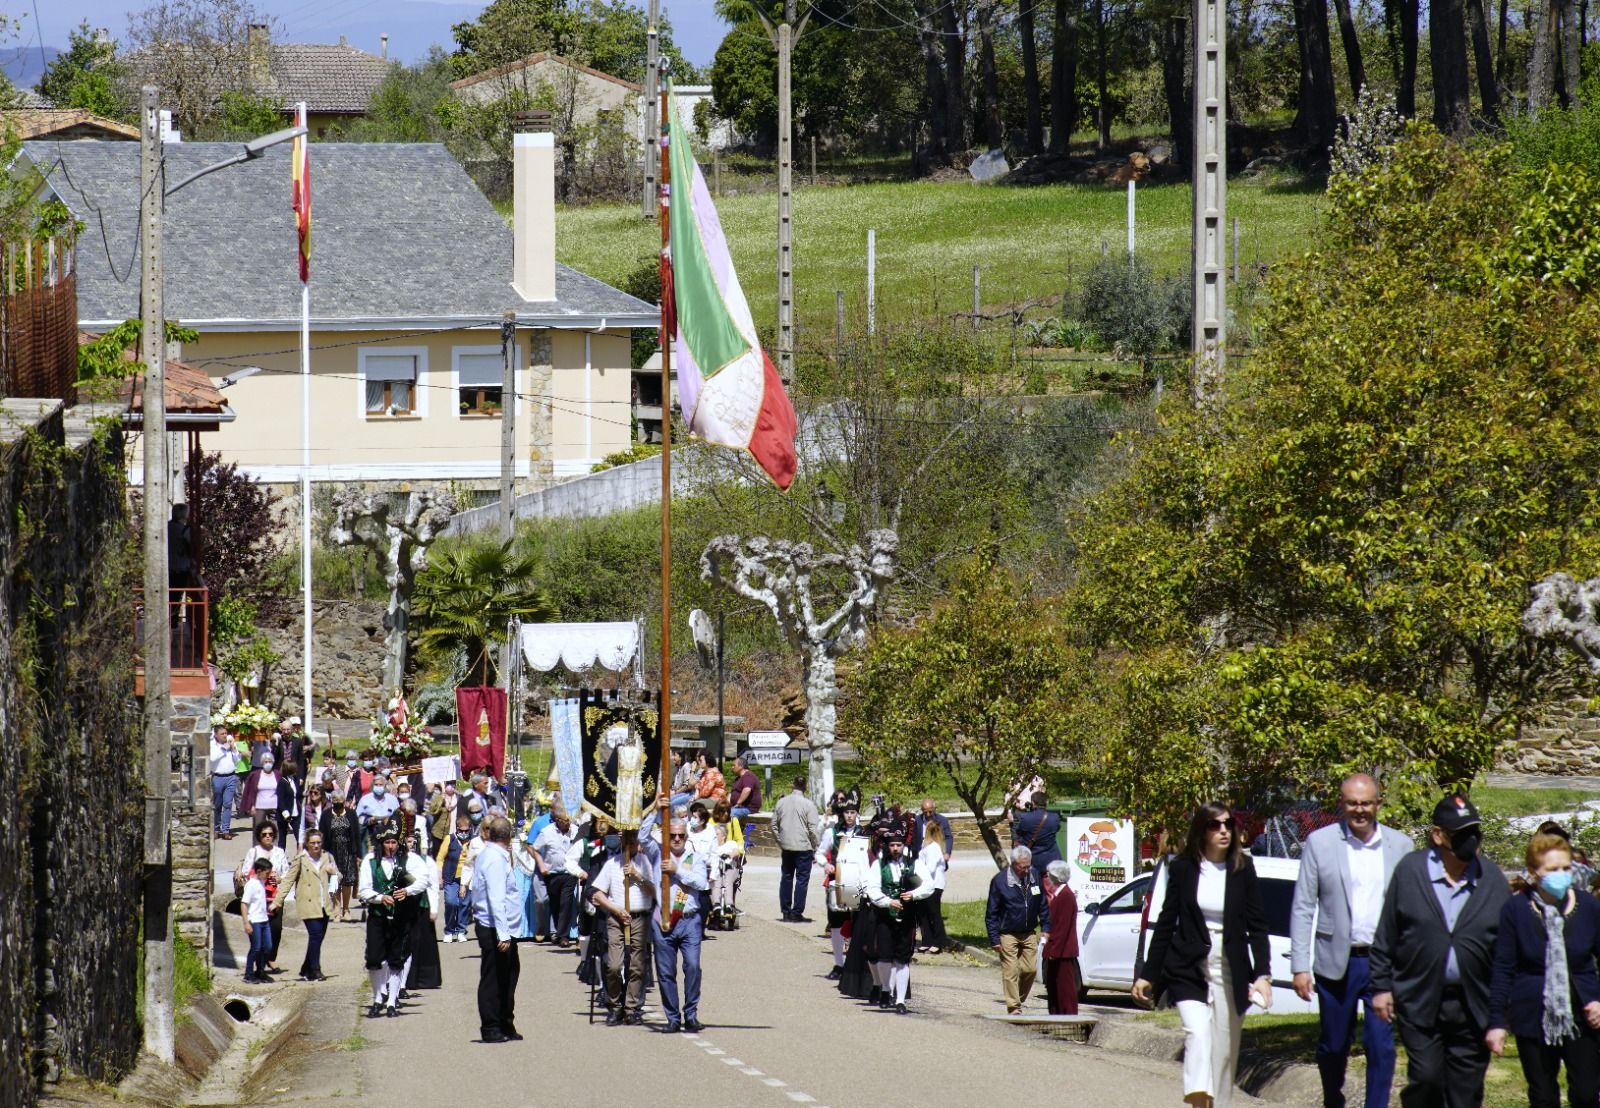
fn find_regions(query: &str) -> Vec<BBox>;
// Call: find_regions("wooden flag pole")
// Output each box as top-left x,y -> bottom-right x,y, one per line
656,72 -> 674,930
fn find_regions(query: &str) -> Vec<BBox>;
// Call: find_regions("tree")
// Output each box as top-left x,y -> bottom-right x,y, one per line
38,21 -> 128,118
413,539 -> 554,686
975,0 -> 1004,146
122,0 -> 273,135
345,49 -> 454,143
1018,0 -> 1043,153
1292,0 -> 1338,148
184,450 -> 290,616
1049,0 -> 1081,155
450,0 -> 689,83
845,557 -> 1084,865
1430,0 -> 1473,133
1068,130 -> 1600,828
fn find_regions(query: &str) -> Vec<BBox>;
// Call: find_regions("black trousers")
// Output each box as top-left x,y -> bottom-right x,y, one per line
475,924 -> 520,1038
1516,1030 -> 1600,1108
1396,993 -> 1489,1108
779,849 -> 813,916
546,873 -> 577,940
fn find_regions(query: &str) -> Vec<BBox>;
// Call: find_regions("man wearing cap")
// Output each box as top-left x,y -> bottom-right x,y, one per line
864,823 -> 933,1014
357,821 -> 427,1019
1290,773 -> 1413,1108
1371,793 -> 1509,1108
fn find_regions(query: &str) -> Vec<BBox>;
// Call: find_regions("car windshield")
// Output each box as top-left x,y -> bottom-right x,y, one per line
1259,877 -> 1296,936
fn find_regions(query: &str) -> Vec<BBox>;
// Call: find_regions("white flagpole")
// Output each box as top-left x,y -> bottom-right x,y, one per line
298,101 -> 315,747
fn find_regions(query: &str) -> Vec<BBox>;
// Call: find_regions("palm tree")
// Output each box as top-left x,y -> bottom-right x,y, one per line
413,539 -> 554,686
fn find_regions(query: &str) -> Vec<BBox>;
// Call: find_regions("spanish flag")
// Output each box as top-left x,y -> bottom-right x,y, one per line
291,103 -> 310,283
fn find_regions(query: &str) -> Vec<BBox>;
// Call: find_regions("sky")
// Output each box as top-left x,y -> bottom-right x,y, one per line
9,0 -> 730,85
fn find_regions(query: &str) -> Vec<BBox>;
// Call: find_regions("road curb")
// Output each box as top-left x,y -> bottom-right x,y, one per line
1089,1016 -> 1324,1104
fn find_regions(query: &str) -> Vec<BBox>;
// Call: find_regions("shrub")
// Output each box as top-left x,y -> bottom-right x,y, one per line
1078,255 -> 1190,359
1503,52 -> 1600,175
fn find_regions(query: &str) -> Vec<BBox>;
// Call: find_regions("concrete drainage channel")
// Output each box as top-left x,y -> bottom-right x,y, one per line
118,987 -> 309,1106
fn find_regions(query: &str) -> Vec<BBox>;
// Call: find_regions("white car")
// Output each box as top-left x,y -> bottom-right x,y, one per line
1074,853 -> 1317,1014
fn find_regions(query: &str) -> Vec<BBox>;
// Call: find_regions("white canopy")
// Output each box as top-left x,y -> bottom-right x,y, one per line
518,621 -> 641,673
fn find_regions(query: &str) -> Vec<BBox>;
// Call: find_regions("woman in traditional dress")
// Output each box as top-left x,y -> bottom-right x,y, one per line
402,829 -> 443,992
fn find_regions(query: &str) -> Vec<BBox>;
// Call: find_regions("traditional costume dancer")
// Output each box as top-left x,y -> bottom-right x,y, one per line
357,822 -> 426,1017
864,826 -> 933,1014
817,797 -> 868,980
838,812 -> 895,1001
403,830 -> 443,991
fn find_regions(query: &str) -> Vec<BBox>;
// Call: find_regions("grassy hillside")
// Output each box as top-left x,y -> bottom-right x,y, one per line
555,176 -> 1324,340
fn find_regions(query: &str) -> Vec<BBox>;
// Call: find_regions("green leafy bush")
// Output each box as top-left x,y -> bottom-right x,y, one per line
1078,255 -> 1190,359
1503,55 -> 1600,175
1022,316 -> 1095,349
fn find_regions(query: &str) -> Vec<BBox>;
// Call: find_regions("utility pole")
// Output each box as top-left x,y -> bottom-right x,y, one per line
498,310 -> 516,539
139,83 -> 175,1066
1190,0 -> 1226,401
642,0 -> 659,220
756,2 -> 809,382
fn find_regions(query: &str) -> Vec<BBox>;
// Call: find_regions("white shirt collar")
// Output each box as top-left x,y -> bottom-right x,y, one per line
1346,823 -> 1382,848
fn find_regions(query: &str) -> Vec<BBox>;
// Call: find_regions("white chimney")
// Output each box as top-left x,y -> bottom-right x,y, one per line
380,33 -> 389,59
512,111 -> 556,303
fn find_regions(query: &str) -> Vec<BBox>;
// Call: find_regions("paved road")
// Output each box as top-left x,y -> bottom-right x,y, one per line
217,832 -> 1261,1108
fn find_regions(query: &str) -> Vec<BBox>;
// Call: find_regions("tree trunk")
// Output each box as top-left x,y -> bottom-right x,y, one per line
1020,0 -> 1044,153
1466,0 -> 1500,118
1559,0 -> 1582,105
1094,0 -> 1111,147
1049,0 -> 1080,153
383,542 -> 413,694
915,0 -> 950,163
940,0 -> 966,150
1530,0 -> 1557,111
1331,0 -> 1367,96
1430,0 -> 1472,133
1496,0 -> 1510,84
1386,0 -> 1420,115
976,0 -> 1004,147
804,645 -> 838,806
1160,17 -> 1191,169
1293,0 -> 1340,149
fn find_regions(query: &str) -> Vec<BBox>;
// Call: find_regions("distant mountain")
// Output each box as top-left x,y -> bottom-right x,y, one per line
1,44 -> 60,91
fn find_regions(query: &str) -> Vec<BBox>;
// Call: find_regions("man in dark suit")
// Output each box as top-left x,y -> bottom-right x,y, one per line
1290,773 -> 1413,1108
910,798 -> 954,860
1371,793 -> 1509,1108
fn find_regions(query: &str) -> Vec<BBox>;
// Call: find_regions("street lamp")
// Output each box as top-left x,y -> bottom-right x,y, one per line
139,85 -> 304,1065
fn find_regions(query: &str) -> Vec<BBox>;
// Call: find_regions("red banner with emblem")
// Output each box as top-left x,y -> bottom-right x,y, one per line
455,686 -> 507,779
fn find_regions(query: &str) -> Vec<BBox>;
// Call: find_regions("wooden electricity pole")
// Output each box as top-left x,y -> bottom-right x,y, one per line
1190,0 -> 1226,401
139,83 -> 175,1065
756,3 -> 810,382
643,0 -> 660,220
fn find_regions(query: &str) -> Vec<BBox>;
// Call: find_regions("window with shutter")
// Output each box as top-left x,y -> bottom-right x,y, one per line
456,351 -> 504,416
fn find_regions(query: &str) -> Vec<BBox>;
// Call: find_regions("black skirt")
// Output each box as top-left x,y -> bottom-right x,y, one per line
868,908 -> 917,964
404,903 -> 442,989
838,905 -> 878,998
364,900 -> 415,970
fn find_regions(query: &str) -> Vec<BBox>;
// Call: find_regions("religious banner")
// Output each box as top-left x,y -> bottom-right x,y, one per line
549,697 -> 584,817
456,686 -> 508,779
578,691 -> 661,830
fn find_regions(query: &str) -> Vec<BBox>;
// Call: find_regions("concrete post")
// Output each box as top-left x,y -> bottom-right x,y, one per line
1190,0 -> 1227,401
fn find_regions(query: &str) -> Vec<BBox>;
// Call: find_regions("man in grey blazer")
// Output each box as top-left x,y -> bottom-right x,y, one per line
1290,774 -> 1413,1108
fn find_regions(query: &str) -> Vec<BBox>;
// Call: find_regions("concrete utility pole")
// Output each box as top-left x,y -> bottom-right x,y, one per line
139,83 -> 175,1065
1190,0 -> 1226,401
642,0 -> 660,220
756,2 -> 808,382
498,310 -> 516,539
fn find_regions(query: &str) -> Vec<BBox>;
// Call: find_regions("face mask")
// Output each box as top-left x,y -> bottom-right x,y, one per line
1449,829 -> 1481,861
398,792 -> 410,802
470,811 -> 484,824
262,762 -> 275,772
373,785 -> 386,797
333,798 -> 344,807
1542,871 -> 1575,900
346,759 -> 357,769
603,834 -> 621,853
363,760 -> 374,770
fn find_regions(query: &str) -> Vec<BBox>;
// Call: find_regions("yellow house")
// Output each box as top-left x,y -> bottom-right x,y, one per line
28,126 -> 655,499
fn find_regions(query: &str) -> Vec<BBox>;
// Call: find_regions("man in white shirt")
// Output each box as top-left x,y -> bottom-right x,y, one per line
864,825 -> 934,1014
531,807 -> 580,947
469,816 -> 523,1043
209,726 -> 239,840
357,822 -> 428,1019
592,827 -> 656,1027
652,813 -> 712,1032
1290,774 -> 1414,1108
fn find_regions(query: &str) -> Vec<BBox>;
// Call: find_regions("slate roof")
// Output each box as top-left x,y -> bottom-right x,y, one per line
26,140 -> 656,330
262,43 -> 392,114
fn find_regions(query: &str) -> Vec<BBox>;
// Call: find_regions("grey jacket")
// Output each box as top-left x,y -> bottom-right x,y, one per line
1289,820 -> 1413,980
773,791 -> 821,852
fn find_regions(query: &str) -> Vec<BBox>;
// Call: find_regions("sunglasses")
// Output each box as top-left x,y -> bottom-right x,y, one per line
1208,817 -> 1233,830
669,833 -> 687,840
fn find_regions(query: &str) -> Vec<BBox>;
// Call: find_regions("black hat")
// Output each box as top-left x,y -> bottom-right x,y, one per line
834,797 -> 858,815
1431,794 -> 1481,833
377,821 -> 401,841
879,824 -> 907,845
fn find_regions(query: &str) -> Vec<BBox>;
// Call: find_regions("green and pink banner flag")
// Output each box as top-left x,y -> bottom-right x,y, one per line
661,84 -> 798,490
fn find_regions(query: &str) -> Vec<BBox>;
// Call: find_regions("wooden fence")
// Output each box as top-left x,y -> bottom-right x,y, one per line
0,235 -> 78,404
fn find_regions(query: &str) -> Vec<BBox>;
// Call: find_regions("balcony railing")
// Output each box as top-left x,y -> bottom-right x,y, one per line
133,587 -> 212,696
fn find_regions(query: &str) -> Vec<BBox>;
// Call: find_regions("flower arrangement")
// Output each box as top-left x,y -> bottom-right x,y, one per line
367,694 -> 435,764
211,701 -> 279,734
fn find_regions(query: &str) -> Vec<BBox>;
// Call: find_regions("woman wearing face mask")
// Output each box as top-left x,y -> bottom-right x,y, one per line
1487,832 -> 1600,1108
326,790 -> 362,922
435,813 -> 474,942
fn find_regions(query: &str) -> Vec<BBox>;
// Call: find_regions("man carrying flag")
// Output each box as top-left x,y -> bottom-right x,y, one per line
660,82 -> 798,489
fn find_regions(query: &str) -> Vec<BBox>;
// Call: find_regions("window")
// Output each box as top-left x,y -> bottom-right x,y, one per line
456,351 -> 504,416
1097,876 -> 1150,914
362,352 -> 418,417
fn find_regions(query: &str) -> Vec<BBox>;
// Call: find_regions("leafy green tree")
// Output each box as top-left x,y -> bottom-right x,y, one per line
844,556 -> 1086,864
345,49 -> 454,143
449,0 -> 690,82
1069,128 -> 1600,830
414,539 -> 554,685
38,21 -> 129,117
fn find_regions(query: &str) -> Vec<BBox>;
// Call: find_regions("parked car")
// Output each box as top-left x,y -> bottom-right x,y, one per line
1074,853 -> 1317,1014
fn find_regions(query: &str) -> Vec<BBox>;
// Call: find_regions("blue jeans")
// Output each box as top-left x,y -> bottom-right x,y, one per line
213,774 -> 238,835
1315,951 -> 1397,1108
779,849 -> 813,916
301,917 -> 328,976
443,878 -> 470,935
245,920 -> 272,977
652,911 -> 704,1024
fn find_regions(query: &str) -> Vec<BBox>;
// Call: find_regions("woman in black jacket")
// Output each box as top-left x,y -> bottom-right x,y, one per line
1133,802 -> 1273,1108
1487,831 -> 1600,1108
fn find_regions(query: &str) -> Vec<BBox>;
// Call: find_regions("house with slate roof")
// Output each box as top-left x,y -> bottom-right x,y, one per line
25,127 -> 655,498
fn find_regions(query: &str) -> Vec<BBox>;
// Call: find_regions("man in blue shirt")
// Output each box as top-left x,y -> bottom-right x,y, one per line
986,845 -> 1046,1013
469,816 -> 524,1043
651,811 -> 712,1032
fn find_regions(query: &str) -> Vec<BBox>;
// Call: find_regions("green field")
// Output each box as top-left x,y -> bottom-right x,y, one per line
555,176 -> 1324,341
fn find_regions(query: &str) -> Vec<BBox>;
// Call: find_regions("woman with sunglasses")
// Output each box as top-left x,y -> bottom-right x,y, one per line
1133,803 -> 1274,1108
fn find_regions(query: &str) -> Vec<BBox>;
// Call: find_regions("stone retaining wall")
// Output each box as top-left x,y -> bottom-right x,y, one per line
260,599 -> 389,721
1501,700 -> 1600,775
171,697 -> 215,952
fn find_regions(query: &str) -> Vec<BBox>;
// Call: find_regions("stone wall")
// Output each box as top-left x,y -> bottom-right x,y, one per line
170,697 -> 215,951
1500,700 -> 1600,775
0,400 -> 143,1098
259,599 -> 389,720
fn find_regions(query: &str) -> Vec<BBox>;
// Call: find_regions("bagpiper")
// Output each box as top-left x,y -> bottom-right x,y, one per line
357,821 -> 427,1018
864,822 -> 934,1014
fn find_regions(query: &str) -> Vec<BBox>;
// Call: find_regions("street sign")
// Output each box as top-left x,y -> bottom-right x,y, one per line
741,747 -> 801,766
745,730 -> 791,749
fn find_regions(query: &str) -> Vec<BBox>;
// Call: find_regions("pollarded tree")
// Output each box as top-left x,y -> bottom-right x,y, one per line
413,539 -> 554,686
844,557 -> 1085,866
1068,128 -> 1600,829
